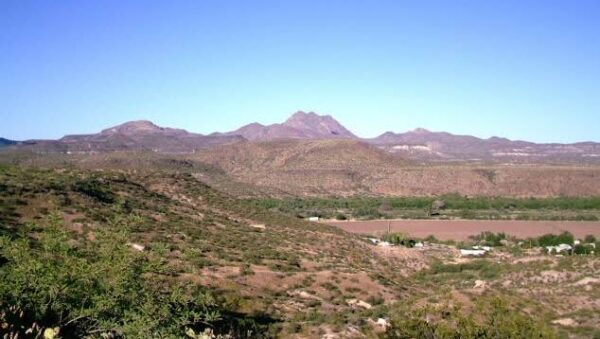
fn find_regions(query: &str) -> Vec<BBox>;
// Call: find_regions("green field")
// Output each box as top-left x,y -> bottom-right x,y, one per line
246,195 -> 600,221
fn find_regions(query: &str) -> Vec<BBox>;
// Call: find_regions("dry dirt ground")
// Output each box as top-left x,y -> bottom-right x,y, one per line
326,219 -> 600,240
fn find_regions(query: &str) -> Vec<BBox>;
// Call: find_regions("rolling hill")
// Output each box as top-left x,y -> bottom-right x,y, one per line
193,140 -> 600,197
193,139 -> 404,196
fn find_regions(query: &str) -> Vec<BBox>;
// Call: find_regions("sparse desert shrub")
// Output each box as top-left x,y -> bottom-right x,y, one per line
427,260 -> 502,280
73,178 -> 115,203
469,231 -> 507,247
384,296 -> 557,339
354,207 -> 384,219
366,294 -> 385,306
382,232 -> 416,247
240,263 -> 254,275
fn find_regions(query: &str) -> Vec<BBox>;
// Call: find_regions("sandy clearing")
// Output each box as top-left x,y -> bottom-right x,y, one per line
325,219 -> 600,240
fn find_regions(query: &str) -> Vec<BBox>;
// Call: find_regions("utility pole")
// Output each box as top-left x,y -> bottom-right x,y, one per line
387,220 -> 391,234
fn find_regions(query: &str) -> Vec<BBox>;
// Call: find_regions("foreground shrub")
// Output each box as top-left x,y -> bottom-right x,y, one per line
0,214 -> 221,338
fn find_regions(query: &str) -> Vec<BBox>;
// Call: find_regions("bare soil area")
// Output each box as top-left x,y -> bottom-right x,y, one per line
326,219 -> 600,240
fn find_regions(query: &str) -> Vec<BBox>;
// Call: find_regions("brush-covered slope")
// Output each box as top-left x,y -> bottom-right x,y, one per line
2,148 -> 600,197
193,139 -> 600,197
1,165 -> 589,338
195,139 -> 406,196
0,164 -> 411,337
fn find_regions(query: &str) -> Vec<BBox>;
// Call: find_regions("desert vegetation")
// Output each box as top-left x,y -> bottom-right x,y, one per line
247,195 -> 600,221
1,164 -> 598,338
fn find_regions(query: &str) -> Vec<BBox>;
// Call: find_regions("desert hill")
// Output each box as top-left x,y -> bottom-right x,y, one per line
14,120 -> 244,154
193,140 -> 600,197
222,111 -> 357,141
193,139 -> 404,196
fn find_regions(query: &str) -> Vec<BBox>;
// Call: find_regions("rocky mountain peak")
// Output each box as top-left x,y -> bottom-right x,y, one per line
411,128 -> 432,134
282,111 -> 356,138
100,120 -> 164,135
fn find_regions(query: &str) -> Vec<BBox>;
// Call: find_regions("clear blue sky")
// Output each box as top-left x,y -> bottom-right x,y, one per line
1,0 -> 599,142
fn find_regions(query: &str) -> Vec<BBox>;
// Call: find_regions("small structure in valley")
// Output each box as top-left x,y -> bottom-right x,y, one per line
545,243 -> 572,254
460,245 -> 493,257
460,248 -> 487,257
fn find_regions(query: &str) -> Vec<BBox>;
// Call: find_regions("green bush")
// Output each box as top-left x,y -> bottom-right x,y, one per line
0,214 -> 221,338
573,244 -> 593,255
537,232 -> 575,247
73,178 -> 115,203
335,213 -> 347,220
469,232 -> 507,247
382,232 -> 415,247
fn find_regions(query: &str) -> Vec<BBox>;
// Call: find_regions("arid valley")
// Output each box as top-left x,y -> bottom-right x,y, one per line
1,112 -> 600,338
2,1 -> 600,338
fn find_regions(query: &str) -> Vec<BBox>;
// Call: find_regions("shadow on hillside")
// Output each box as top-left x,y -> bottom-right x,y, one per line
213,310 -> 280,338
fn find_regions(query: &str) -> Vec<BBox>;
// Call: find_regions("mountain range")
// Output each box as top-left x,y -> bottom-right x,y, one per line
4,111 -> 600,163
0,138 -> 17,148
11,120 -> 243,154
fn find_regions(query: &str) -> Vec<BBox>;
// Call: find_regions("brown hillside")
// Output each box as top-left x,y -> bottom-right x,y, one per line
195,141 -> 600,197
194,139 -> 406,196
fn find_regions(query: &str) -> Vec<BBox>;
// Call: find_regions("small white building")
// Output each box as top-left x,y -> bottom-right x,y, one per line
545,243 -> 572,254
460,249 -> 487,257
308,216 -> 319,222
460,245 -> 492,257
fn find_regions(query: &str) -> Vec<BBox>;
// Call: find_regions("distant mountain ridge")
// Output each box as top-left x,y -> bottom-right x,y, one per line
366,128 -> 600,163
3,111 -> 600,163
13,120 -> 243,154
0,138 -> 18,148
223,111 -> 357,141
